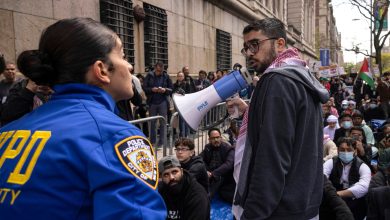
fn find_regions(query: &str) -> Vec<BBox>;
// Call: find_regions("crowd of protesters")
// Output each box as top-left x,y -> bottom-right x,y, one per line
2,42 -> 390,219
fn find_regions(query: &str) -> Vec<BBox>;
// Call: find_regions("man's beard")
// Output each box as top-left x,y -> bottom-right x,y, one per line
165,177 -> 184,195
251,48 -> 277,74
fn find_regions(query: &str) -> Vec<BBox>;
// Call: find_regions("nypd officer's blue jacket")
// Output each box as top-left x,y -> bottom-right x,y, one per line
0,84 -> 166,219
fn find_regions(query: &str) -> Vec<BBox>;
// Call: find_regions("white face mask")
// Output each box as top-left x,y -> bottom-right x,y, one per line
342,121 -> 353,129
339,152 -> 354,164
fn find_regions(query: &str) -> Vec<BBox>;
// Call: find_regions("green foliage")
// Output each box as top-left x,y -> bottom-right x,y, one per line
343,62 -> 355,73
381,53 -> 390,73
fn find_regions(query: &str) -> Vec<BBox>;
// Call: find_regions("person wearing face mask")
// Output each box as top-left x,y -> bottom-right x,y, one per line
334,113 -> 354,143
323,137 -> 371,220
158,155 -> 210,220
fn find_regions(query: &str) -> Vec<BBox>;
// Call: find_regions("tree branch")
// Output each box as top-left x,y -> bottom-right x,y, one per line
345,48 -> 375,58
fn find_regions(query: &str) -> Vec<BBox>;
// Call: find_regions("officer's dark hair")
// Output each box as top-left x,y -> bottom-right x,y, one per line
243,18 -> 287,43
17,17 -> 116,86
174,137 -> 195,150
208,127 -> 221,137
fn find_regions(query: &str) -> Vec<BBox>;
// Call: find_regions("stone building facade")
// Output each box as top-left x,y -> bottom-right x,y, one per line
315,0 -> 343,65
0,0 -> 330,75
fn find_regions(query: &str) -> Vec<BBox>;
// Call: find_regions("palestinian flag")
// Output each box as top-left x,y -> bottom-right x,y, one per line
359,58 -> 375,90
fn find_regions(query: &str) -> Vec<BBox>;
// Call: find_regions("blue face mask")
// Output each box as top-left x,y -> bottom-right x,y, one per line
342,121 -> 352,129
369,104 -> 377,109
338,152 -> 354,164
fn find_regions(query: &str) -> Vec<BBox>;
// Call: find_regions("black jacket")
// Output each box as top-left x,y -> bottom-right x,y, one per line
329,156 -> 364,190
116,86 -> 142,121
369,169 -> 390,190
199,141 -> 234,177
319,175 -> 354,220
158,170 -> 210,220
236,66 -> 329,219
180,155 -> 209,192
366,186 -> 390,220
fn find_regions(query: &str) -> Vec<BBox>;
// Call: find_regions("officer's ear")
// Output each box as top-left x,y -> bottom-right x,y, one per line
86,60 -> 111,86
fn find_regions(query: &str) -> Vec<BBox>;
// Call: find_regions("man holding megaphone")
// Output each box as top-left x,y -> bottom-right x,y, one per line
229,18 -> 329,220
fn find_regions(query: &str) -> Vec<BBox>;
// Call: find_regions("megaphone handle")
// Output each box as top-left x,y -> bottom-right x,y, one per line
230,106 -> 239,119
227,94 -> 240,119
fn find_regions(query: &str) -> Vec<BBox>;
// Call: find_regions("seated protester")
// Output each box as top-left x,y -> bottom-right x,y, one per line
323,137 -> 371,220
349,126 -> 374,168
377,124 -> 390,166
324,115 -> 339,141
200,128 -> 235,203
158,156 -> 210,220
367,158 -> 390,220
319,175 -> 354,220
366,186 -> 390,220
369,150 -> 390,190
377,124 -> 390,151
343,100 -> 356,115
334,113 -> 353,142
363,98 -> 386,123
338,99 -> 349,115
352,110 -> 375,147
328,98 -> 339,118
322,103 -> 332,127
377,133 -> 390,173
174,137 -> 208,192
323,135 -> 338,162
225,119 -> 239,147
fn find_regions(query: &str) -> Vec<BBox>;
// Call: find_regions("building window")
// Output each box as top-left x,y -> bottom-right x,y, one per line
143,3 -> 168,69
216,29 -> 231,70
100,0 -> 134,65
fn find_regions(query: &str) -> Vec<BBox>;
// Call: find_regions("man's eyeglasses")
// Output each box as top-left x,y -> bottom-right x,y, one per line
174,148 -> 190,152
209,136 -> 221,140
241,38 -> 278,56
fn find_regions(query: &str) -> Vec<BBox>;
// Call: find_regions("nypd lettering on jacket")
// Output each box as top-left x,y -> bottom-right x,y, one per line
115,136 -> 158,189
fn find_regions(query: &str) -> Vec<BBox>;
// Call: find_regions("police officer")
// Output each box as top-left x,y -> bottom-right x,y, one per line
0,18 -> 166,219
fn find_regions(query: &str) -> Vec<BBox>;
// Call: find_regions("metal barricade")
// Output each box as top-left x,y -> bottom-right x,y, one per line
130,100 -> 245,158
129,115 -> 167,158
168,102 -> 230,156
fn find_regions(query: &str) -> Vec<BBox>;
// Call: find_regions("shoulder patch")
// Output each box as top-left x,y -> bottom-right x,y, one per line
114,136 -> 158,189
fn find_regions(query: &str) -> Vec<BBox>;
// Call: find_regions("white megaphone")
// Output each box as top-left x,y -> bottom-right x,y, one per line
173,68 -> 252,130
